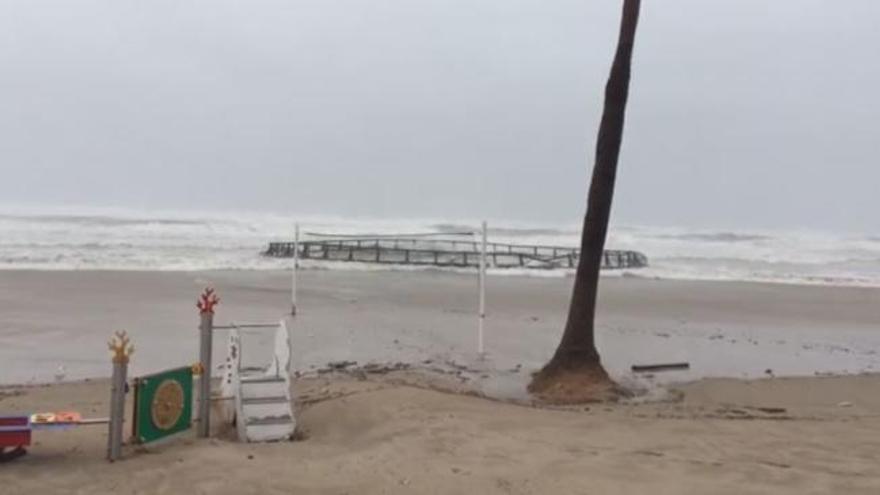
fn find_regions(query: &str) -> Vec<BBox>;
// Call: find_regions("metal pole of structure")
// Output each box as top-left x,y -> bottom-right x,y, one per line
196,288 -> 220,438
107,331 -> 133,462
478,220 -> 487,356
291,223 -> 299,315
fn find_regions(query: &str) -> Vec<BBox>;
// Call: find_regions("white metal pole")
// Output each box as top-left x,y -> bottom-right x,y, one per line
106,331 -> 131,462
107,358 -> 127,461
478,220 -> 487,356
197,295 -> 216,438
291,223 -> 299,315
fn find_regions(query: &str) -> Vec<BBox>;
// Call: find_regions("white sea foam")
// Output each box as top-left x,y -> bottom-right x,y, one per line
0,205 -> 878,287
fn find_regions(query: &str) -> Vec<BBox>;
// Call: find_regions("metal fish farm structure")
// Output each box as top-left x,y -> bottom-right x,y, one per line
263,235 -> 648,270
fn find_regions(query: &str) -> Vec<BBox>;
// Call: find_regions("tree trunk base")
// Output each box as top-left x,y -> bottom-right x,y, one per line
527,358 -> 623,405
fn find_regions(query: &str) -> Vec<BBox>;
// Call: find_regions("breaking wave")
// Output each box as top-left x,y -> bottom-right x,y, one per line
0,205 -> 878,287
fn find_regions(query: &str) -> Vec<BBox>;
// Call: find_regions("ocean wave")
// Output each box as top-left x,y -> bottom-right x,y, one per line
0,207 -> 878,287
0,213 -> 206,227
651,232 -> 772,242
431,223 -> 577,237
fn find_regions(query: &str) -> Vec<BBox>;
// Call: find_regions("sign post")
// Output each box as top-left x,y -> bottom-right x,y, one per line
107,331 -> 133,461
478,221 -> 487,356
292,223 -> 300,315
196,288 -> 219,438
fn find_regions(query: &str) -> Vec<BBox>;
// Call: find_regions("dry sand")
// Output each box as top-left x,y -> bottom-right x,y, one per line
1,372 -> 879,494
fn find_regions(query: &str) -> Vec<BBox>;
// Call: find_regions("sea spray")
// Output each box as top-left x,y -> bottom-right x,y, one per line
0,207 -> 878,287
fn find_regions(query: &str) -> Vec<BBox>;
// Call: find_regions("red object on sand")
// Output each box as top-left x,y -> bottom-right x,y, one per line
0,416 -> 31,447
0,430 -> 30,446
197,288 -> 220,314
29,411 -> 82,431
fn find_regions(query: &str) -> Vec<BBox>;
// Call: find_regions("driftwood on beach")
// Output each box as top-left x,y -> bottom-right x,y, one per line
631,362 -> 690,373
263,237 -> 648,270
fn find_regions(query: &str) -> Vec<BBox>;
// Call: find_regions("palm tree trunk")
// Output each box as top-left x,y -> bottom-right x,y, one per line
530,0 -> 641,393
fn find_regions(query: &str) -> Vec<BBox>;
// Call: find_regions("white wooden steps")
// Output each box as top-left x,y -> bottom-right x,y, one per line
221,320 -> 296,442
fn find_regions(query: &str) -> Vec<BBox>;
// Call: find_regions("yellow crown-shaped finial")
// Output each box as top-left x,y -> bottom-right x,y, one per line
108,330 -> 135,363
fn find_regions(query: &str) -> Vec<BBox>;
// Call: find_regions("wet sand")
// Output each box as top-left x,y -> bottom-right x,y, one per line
2,270 -> 880,493
1,269 -> 878,385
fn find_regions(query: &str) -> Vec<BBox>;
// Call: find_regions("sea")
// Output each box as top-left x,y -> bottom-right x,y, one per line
1,205 -> 879,288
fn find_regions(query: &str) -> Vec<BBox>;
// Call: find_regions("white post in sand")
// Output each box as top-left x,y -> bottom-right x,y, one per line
196,289 -> 219,438
478,220 -> 487,357
107,331 -> 133,462
291,223 -> 300,315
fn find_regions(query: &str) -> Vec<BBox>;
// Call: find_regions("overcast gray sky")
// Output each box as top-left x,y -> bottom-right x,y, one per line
1,0 -> 878,231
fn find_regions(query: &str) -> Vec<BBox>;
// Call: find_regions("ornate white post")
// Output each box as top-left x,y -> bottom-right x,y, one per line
292,223 -> 300,315
107,331 -> 133,462
197,288 -> 219,438
478,220 -> 487,356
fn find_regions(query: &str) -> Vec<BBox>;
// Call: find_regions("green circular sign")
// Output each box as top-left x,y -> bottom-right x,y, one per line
151,379 -> 184,430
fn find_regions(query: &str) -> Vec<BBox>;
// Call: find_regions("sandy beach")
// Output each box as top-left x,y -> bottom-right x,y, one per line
2,269 -> 879,493
4,0 -> 878,490
1,372 -> 879,494
1,269 -> 878,385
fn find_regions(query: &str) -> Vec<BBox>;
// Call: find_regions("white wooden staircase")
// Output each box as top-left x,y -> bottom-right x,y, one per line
221,320 -> 295,442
